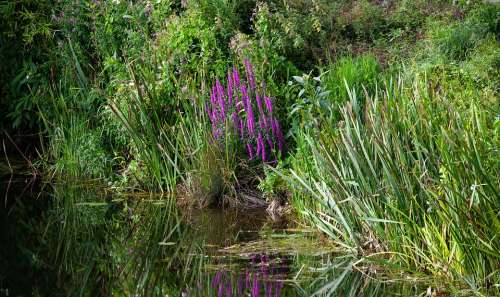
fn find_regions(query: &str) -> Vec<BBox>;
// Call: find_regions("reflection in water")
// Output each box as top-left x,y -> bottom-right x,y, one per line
1,182 -> 200,296
1,181 -> 434,296
208,253 -> 286,297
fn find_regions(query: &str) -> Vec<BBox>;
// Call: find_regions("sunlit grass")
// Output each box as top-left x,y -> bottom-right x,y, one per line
283,74 -> 499,293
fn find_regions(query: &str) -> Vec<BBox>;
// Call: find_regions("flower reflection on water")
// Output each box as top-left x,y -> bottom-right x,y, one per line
190,253 -> 288,297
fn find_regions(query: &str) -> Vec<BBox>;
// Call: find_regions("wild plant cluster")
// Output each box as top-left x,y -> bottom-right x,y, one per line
206,60 -> 284,163
1,0 -> 498,295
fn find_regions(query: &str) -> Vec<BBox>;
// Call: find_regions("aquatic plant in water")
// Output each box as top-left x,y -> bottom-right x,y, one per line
205,59 -> 284,163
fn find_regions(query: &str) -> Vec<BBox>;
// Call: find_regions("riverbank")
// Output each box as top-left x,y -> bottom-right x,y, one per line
1,1 -> 499,295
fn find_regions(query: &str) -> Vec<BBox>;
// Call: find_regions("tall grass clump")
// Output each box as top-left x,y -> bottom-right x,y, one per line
108,60 -> 203,193
322,54 -> 380,121
286,75 -> 499,292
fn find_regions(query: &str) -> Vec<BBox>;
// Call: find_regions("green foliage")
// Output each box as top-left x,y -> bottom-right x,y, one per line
252,0 -> 341,69
272,3 -> 499,292
348,0 -> 386,40
429,22 -> 484,61
323,54 -> 380,116
469,2 -> 500,39
157,8 -> 228,80
1,0 -> 498,292
284,74 -> 499,292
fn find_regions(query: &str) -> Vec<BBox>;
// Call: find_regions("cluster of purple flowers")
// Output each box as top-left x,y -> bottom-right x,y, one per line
205,59 -> 284,163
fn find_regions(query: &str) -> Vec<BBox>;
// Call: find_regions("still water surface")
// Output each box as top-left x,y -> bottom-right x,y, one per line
1,178 -> 429,296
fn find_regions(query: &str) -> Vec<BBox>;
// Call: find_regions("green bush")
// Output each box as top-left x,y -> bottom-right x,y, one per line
431,22 -> 485,61
348,0 -> 386,40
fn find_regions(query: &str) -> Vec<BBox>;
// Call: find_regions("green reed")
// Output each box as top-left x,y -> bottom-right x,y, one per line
284,74 -> 499,293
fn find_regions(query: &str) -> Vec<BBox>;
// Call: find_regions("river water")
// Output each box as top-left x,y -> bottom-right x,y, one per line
1,175 -> 431,296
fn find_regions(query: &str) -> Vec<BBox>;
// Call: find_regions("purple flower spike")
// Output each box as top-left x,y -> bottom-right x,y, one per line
240,84 -> 250,108
212,270 -> 223,288
259,117 -> 266,131
264,96 -> 273,114
216,79 -> 226,117
227,71 -> 233,107
275,281 -> 284,297
246,104 -> 255,137
218,282 -> 224,297
267,137 -> 275,151
256,134 -> 262,158
244,58 -> 256,90
252,274 -> 260,297
255,91 -> 264,116
226,279 -> 233,297
247,143 -> 254,159
238,275 -> 244,295
233,66 -> 241,88
258,133 -> 266,162
270,117 -> 278,139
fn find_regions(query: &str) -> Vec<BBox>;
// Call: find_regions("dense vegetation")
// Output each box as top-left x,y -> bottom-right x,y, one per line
1,0 -> 499,295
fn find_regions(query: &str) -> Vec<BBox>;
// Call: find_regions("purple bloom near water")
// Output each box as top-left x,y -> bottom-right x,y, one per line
237,275 -> 244,295
267,137 -> 275,151
244,58 -> 256,90
247,143 -> 254,159
264,96 -> 273,114
216,79 -> 225,118
205,59 -> 285,163
212,270 -> 223,288
257,133 -> 266,162
226,279 -> 233,297
255,91 -> 264,116
252,274 -> 260,297
258,117 -> 266,131
233,66 -> 241,88
227,71 -> 233,107
218,282 -> 224,297
207,254 -> 286,297
240,85 -> 255,137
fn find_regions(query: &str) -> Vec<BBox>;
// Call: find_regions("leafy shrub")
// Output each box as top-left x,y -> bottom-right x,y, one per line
252,1 -> 339,69
348,0 -> 386,40
431,22 -> 485,61
469,2 -> 500,39
0,0 -> 58,129
156,8 -> 228,81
